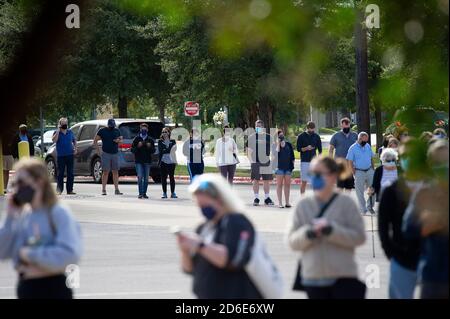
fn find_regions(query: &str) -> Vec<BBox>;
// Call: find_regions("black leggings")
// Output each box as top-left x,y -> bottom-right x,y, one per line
17,275 -> 72,299
161,162 -> 176,194
305,278 -> 366,299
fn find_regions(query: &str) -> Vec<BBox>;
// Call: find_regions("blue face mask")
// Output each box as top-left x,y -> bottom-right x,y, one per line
311,174 -> 326,191
255,127 -> 262,134
200,206 -> 217,220
141,129 -> 148,136
400,158 -> 409,171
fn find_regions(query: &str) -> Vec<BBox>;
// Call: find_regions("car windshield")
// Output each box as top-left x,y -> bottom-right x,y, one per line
119,122 -> 163,140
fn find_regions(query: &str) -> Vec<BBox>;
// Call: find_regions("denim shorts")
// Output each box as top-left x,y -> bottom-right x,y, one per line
275,169 -> 292,176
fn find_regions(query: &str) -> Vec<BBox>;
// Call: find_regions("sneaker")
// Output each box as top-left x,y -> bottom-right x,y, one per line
285,204 -> 292,208
56,191 -> 62,196
115,190 -> 123,195
143,194 -> 149,199
67,191 -> 76,195
369,208 -> 376,215
253,198 -> 260,206
171,193 -> 178,199
101,190 -> 107,196
279,205 -> 285,209
138,195 -> 143,199
264,197 -> 274,206
161,193 -> 168,199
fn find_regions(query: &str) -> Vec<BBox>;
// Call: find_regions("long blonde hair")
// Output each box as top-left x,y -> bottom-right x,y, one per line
13,158 -> 58,208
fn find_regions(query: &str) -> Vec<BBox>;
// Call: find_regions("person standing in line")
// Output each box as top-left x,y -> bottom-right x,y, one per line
158,127 -> 177,199
12,124 -> 35,160
131,123 -> 155,199
175,174 -> 263,299
215,125 -> 239,184
287,156 -> 366,299
378,139 -> 422,299
52,118 -> 77,195
246,120 -> 274,206
346,132 -> 376,215
93,118 -> 123,196
403,139 -> 449,299
296,121 -> 322,194
378,134 -> 393,157
368,148 -> 399,203
0,158 -> 83,299
2,130 -> 16,193
183,128 -> 205,182
274,129 -> 295,208
328,118 -> 357,192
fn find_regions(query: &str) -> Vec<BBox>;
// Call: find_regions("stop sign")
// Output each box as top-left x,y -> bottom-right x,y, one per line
184,101 -> 200,117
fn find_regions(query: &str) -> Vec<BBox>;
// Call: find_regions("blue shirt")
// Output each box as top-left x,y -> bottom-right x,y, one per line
19,134 -> 28,142
97,127 -> 120,154
55,130 -> 76,157
0,204 -> 83,272
330,131 -> 358,159
346,142 -> 374,170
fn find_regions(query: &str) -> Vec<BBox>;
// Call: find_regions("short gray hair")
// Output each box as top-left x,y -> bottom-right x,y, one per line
380,148 -> 398,163
358,131 -> 369,140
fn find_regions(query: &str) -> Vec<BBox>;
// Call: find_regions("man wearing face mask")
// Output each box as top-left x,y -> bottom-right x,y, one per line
131,123 -> 155,199
329,118 -> 358,191
93,118 -> 123,196
12,124 -> 35,160
296,121 -> 322,194
52,118 -> 77,195
346,132 -> 376,215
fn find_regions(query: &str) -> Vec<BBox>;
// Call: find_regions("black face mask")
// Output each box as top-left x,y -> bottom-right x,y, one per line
279,135 -> 285,141
342,127 -> 350,134
61,124 -> 68,130
20,129 -> 27,135
360,141 -> 367,147
13,185 -> 35,206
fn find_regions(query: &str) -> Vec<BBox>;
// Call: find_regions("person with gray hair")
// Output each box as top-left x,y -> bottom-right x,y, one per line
369,148 -> 399,202
52,117 -> 77,195
346,131 -> 376,214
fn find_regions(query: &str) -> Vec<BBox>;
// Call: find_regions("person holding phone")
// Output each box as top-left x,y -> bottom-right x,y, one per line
93,118 -> 123,195
287,156 -> 366,299
0,158 -> 83,299
52,117 -> 77,195
274,129 -> 295,208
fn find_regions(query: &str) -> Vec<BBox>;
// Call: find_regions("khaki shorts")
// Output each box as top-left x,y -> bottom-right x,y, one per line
2,155 -> 14,171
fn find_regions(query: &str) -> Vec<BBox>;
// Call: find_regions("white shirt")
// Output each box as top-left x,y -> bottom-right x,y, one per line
215,137 -> 238,166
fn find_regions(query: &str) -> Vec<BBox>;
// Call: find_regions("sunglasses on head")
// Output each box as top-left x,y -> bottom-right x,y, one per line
196,180 -> 219,199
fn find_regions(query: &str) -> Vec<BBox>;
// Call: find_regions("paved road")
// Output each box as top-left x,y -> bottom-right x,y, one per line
0,180 -> 388,299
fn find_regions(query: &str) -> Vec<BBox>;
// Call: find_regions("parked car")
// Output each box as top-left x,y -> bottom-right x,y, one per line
45,119 -> 164,183
35,129 -> 57,153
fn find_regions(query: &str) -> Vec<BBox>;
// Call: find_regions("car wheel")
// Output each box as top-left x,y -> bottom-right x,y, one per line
151,174 -> 161,184
46,157 -> 57,181
92,158 -> 103,183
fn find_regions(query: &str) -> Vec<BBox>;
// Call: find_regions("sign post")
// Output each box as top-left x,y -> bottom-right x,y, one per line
184,101 -> 200,117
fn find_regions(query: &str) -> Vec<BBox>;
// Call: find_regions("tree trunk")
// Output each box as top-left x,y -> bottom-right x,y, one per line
355,8 -> 371,139
118,96 -> 128,118
375,102 -> 383,150
158,103 -> 165,124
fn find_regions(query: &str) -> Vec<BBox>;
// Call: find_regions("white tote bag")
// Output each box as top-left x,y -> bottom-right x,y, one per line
245,233 -> 284,299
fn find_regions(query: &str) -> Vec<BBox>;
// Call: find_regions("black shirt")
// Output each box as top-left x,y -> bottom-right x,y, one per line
296,131 -> 322,162
378,180 -> 421,270
192,213 -> 262,299
276,142 -> 295,171
131,135 -> 155,164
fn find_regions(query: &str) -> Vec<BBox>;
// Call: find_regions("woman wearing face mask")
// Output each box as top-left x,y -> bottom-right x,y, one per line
175,174 -> 263,298
131,123 -> 156,199
378,138 -> 423,299
158,127 -> 178,199
274,130 -> 295,208
388,137 -> 400,152
0,158 -> 83,299
215,125 -> 239,184
368,148 -> 399,202
183,128 -> 205,182
287,156 -> 366,299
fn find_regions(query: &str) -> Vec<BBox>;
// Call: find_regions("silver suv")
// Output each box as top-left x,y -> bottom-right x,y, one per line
45,119 -> 164,183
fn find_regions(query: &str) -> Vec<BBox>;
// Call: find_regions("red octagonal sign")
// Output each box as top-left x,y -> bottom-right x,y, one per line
184,101 -> 200,117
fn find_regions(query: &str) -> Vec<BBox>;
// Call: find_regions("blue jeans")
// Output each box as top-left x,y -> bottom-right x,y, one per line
187,162 -> 204,182
389,258 -> 417,299
57,155 -> 74,193
135,163 -> 150,195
